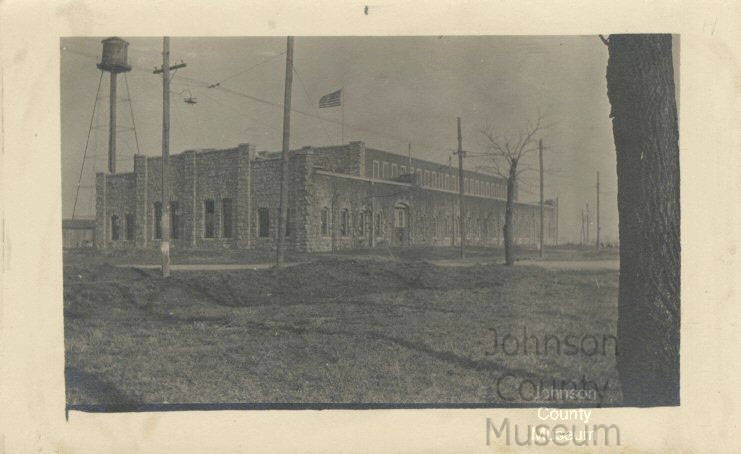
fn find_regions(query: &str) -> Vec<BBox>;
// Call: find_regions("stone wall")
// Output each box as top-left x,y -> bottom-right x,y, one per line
95,172 -> 137,249
95,141 -> 554,252
250,150 -> 312,252
310,141 -> 366,176
302,169 -> 555,252
364,147 -> 508,200
141,146 -> 250,250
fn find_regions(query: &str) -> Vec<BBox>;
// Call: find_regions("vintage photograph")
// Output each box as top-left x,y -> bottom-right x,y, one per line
61,35 -> 679,411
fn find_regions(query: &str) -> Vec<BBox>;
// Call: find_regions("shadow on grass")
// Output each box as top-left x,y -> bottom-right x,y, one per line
65,366 -> 142,411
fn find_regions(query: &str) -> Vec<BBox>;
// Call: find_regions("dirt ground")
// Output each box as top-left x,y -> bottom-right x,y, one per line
64,246 -> 621,409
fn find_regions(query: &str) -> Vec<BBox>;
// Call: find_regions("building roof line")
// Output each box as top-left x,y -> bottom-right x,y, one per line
313,169 -> 548,209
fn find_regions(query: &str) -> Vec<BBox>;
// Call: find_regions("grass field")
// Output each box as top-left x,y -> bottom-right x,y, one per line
64,247 -> 621,408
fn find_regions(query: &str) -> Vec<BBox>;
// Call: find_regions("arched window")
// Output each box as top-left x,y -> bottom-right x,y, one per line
340,209 -> 349,236
110,215 -> 120,241
153,202 -> 162,239
125,213 -> 135,240
394,204 -> 408,228
320,207 -> 330,236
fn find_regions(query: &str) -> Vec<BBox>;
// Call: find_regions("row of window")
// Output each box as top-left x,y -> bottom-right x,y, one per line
110,202 -> 536,242
317,206 -> 409,238
371,159 -> 506,197
109,198 -> 235,241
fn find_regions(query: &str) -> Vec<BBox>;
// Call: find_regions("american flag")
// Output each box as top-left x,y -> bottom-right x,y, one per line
319,89 -> 342,108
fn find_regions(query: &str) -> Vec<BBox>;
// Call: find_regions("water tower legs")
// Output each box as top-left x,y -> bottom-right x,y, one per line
108,72 -> 117,174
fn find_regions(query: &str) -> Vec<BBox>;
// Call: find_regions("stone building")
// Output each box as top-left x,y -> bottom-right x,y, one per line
95,141 -> 556,252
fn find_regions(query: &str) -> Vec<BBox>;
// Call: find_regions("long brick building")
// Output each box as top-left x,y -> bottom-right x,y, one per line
95,141 -> 556,251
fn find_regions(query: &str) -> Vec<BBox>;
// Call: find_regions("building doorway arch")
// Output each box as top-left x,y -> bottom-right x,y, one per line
393,202 -> 410,247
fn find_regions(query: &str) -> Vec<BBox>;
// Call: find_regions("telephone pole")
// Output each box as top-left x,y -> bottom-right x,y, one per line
538,139 -> 544,257
153,37 -> 186,278
596,171 -> 600,252
276,36 -> 294,266
585,202 -> 590,245
455,117 -> 465,259
554,196 -> 559,247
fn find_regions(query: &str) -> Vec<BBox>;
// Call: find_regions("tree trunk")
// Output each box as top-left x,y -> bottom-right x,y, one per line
606,34 -> 680,405
503,160 -> 517,266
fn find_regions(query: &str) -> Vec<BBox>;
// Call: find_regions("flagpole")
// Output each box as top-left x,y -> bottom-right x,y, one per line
340,87 -> 344,144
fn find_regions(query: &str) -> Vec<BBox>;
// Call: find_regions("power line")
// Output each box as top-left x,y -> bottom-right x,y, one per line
68,41 -> 576,169
68,44 -> 457,158
123,73 -> 142,155
292,64 -> 334,145
72,70 -> 104,219
204,50 -> 286,88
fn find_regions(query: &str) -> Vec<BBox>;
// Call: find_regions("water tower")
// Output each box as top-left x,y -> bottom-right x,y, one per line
97,37 -> 132,174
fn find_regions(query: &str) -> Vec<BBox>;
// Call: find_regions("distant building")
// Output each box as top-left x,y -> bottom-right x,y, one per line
95,141 -> 556,251
63,218 -> 96,249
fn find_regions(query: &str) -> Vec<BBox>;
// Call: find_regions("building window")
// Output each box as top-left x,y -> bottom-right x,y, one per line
375,211 -> 383,235
425,170 -> 430,186
391,163 -> 398,178
400,165 -> 406,175
204,199 -> 216,238
222,198 -> 233,238
124,213 -> 135,240
359,211 -> 365,236
258,207 -> 270,237
170,201 -> 180,239
373,160 -> 380,178
320,207 -> 329,236
111,215 -> 120,241
383,162 -> 389,179
153,202 -> 162,240
340,209 -> 349,236
285,208 -> 291,237
394,206 -> 407,228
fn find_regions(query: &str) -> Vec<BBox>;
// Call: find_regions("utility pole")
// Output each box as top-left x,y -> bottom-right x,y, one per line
555,196 -> 559,247
596,171 -> 600,252
585,202 -> 590,245
153,37 -> 186,278
538,139 -> 544,257
276,36 -> 294,266
455,117 -> 465,259
408,143 -> 412,169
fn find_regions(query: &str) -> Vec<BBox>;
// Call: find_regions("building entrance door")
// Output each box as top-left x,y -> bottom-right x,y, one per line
393,203 -> 409,246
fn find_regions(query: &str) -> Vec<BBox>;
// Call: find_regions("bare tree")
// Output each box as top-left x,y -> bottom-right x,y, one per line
479,115 -> 544,265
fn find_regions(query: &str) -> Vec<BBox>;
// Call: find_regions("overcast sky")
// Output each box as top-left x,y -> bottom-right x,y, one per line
61,36 -> 618,243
